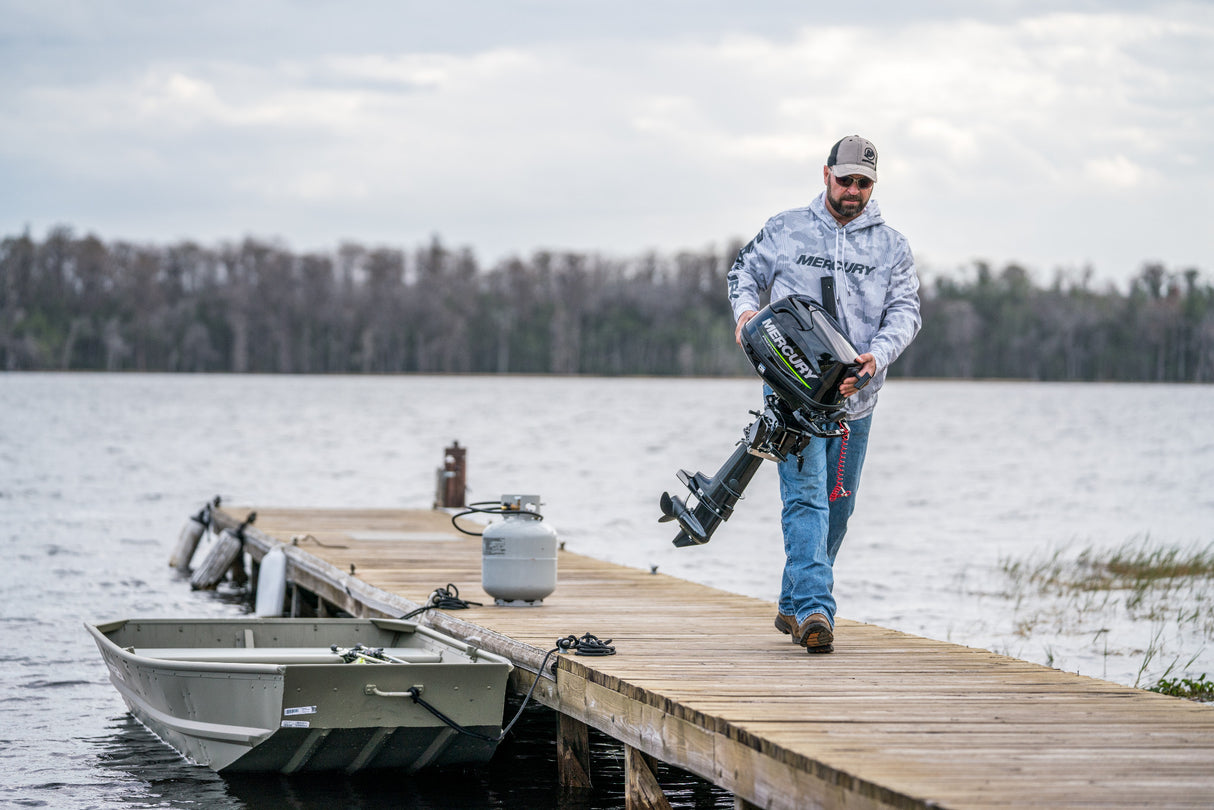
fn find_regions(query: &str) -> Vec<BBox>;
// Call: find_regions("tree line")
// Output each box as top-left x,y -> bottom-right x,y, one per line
1,226 -> 1210,382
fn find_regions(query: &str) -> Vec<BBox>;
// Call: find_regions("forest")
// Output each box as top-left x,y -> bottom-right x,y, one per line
1,226 -> 1210,382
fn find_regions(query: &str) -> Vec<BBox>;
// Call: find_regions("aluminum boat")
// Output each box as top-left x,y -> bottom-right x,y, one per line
86,617 -> 513,773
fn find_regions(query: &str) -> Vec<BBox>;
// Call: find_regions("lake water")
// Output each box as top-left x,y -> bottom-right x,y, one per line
1,373 -> 1211,808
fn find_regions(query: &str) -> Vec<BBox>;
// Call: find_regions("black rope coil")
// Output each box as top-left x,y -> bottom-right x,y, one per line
555,633 -> 616,656
399,583 -> 483,621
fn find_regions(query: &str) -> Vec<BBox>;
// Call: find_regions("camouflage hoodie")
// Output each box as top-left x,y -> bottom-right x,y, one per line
726,191 -> 921,419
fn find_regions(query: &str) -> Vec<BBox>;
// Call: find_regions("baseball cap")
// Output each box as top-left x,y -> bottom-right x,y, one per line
827,135 -> 878,182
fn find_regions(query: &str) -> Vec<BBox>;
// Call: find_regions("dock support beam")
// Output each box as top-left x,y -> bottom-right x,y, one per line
557,713 -> 593,791
625,745 -> 672,810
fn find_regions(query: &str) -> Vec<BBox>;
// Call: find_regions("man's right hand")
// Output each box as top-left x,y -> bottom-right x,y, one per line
734,310 -> 758,346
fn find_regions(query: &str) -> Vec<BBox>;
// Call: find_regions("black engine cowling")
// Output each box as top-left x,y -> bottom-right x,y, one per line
739,295 -> 863,423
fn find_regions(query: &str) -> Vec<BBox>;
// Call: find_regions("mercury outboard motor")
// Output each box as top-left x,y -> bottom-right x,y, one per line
659,295 -> 869,547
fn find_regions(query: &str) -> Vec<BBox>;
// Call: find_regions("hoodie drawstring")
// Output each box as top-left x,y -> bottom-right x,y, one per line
831,229 -> 845,319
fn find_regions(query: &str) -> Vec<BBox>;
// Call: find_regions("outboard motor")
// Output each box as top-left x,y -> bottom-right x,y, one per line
659,295 -> 869,547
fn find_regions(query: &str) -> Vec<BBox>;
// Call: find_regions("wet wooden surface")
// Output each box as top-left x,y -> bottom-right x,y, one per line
215,506 -> 1214,810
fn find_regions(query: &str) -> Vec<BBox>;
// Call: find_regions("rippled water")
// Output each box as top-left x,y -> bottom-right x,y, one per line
1,373 -> 1211,808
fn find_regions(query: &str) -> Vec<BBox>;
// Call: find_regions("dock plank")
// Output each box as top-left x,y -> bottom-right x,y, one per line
218,507 -> 1214,810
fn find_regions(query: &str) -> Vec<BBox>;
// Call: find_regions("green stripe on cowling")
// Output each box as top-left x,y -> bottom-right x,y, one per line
762,335 -> 811,388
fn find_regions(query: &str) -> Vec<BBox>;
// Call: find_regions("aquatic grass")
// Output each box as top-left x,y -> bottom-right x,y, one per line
999,538 -> 1214,630
997,537 -> 1213,692
1133,623 -> 1168,688
1149,673 -> 1214,702
1001,538 -> 1214,597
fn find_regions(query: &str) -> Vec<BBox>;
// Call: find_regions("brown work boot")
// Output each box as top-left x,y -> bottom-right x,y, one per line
774,612 -> 797,638
774,612 -> 834,652
798,613 -> 834,653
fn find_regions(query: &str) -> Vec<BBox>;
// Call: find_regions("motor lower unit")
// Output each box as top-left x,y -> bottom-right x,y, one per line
481,494 -> 558,606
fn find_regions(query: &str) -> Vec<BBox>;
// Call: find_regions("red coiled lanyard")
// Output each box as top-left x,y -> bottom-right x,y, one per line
828,422 -> 851,502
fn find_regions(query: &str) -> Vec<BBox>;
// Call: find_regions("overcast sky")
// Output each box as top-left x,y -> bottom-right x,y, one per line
2,1 -> 1210,288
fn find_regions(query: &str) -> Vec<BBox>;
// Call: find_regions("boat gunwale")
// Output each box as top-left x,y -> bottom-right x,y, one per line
86,621 -> 285,675
86,617 -> 514,675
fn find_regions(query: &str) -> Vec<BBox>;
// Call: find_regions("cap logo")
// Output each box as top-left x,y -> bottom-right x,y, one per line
826,135 -> 878,181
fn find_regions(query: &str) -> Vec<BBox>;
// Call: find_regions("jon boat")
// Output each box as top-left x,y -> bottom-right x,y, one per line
86,617 -> 513,773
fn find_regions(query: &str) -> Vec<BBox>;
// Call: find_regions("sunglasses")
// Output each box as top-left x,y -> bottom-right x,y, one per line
833,174 -> 873,190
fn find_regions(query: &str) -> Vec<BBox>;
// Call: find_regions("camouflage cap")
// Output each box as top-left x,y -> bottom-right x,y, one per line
827,135 -> 878,182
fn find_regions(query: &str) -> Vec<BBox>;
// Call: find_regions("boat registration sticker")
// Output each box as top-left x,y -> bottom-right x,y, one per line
284,706 -> 317,716
281,720 -> 310,728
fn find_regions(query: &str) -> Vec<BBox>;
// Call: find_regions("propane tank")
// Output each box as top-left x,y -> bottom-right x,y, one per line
481,494 -> 558,606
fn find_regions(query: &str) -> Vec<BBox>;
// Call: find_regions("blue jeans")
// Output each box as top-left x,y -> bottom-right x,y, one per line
776,413 -> 872,626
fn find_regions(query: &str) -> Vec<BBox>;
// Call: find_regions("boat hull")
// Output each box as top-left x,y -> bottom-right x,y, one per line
87,618 -> 512,773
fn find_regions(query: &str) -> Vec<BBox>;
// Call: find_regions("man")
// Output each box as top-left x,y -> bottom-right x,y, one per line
727,135 -> 921,653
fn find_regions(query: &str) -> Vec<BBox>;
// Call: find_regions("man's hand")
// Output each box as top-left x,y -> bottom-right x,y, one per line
734,310 -> 758,346
840,353 -> 876,397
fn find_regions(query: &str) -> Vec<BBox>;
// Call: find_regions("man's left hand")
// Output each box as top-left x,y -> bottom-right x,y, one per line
840,353 -> 876,397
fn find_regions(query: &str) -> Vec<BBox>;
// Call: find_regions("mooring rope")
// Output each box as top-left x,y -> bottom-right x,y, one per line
398,583 -> 483,621
354,631 -> 616,744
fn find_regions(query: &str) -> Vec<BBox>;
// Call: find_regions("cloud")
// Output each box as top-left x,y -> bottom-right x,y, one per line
1083,154 -> 1148,190
0,2 -> 1210,281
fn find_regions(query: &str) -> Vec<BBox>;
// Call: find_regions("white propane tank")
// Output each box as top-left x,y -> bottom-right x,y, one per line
481,494 -> 558,606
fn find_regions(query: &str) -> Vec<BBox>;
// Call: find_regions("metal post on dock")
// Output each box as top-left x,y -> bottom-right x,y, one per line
435,441 -> 467,508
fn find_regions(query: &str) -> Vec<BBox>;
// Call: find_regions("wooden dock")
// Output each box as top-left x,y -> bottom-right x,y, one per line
212,506 -> 1214,810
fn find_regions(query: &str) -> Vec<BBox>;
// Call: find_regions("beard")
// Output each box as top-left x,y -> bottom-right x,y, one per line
826,188 -> 868,220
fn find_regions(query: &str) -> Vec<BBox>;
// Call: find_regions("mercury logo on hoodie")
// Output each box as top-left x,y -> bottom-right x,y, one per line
795,255 -> 876,276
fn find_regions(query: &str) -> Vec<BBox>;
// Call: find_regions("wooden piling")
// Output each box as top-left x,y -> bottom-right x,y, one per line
557,713 -> 593,791
435,441 -> 467,508
625,745 -> 672,810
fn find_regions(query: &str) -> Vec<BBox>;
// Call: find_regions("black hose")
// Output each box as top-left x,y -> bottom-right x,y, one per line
450,501 -> 544,537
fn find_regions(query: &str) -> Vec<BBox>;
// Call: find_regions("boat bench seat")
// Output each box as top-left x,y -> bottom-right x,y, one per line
134,647 -> 444,664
